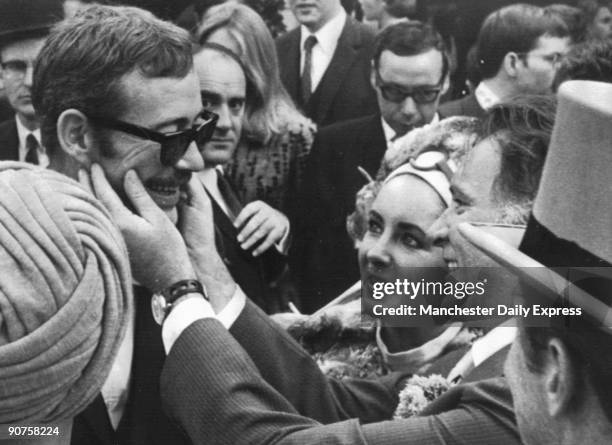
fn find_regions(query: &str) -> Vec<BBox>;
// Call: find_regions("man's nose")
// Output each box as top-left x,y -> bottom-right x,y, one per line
175,141 -> 204,172
215,104 -> 231,131
428,209 -> 451,249
400,95 -> 417,116
24,64 -> 34,87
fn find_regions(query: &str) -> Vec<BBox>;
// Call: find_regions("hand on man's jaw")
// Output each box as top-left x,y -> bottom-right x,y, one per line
79,164 -> 236,313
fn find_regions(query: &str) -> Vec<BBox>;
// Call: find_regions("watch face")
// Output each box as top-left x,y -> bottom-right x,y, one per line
151,293 -> 168,325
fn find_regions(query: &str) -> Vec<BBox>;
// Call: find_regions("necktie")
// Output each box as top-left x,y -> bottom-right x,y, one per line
301,35 -> 318,106
25,134 -> 39,165
216,170 -> 243,222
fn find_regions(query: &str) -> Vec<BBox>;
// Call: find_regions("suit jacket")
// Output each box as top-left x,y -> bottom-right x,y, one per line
210,193 -> 286,313
72,286 -> 191,445
71,218 -> 285,445
276,16 -> 378,127
161,300 -> 520,445
439,93 -> 486,120
0,118 -> 19,161
293,115 -> 387,312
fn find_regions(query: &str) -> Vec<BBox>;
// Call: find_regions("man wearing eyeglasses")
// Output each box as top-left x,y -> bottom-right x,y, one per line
440,4 -> 570,120
296,21 -> 449,312
31,5 -> 219,445
0,0 -> 63,166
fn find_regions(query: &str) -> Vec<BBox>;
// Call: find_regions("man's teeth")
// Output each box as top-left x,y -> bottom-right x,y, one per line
148,185 -> 177,194
448,261 -> 458,270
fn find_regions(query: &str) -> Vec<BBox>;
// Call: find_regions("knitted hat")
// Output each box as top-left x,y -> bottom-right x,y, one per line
0,162 -> 133,422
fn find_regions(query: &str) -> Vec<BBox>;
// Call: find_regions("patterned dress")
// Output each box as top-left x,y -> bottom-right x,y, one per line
226,115 -> 316,214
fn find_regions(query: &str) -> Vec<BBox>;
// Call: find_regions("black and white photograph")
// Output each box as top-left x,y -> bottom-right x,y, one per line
0,0 -> 611,444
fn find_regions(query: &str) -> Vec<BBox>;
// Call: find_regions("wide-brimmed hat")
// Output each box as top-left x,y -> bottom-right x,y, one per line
457,80 -> 612,330
0,0 -> 63,47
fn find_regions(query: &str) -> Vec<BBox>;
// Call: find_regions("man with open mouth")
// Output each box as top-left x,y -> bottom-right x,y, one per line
31,5 -> 216,445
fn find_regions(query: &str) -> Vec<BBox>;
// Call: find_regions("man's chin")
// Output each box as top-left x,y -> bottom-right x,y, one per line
162,206 -> 178,225
147,191 -> 179,224
16,107 -> 37,121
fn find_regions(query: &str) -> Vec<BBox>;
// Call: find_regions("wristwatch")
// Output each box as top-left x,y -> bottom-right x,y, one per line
151,279 -> 208,325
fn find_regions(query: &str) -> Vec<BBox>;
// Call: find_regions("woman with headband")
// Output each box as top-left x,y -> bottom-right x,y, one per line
275,117 -> 480,378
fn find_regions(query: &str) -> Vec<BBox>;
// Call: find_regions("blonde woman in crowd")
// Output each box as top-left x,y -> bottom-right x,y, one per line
197,2 -> 316,219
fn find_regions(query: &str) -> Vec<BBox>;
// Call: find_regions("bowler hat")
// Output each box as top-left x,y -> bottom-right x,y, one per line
457,80 -> 612,330
0,0 -> 63,48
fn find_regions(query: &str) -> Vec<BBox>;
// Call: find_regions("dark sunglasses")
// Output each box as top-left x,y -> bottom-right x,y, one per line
375,69 -> 444,105
87,110 -> 219,166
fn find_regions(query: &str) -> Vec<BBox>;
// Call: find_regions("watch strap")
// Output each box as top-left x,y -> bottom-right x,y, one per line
163,279 -> 208,303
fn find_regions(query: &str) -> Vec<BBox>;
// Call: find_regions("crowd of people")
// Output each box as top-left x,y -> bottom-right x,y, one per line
0,0 -> 611,444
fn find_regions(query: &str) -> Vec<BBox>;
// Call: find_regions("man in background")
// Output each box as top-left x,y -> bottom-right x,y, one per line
440,4 -> 570,119
194,44 -> 288,313
277,0 -> 378,126
296,21 -> 449,311
0,0 -> 63,165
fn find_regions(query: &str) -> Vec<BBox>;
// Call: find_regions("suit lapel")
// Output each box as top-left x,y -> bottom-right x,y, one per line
208,189 -> 239,243
358,115 -> 387,177
0,119 -> 20,161
278,29 -> 302,105
312,17 -> 361,124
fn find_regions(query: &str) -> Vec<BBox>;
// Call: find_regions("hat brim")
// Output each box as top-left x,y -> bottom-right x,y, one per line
457,222 -> 612,330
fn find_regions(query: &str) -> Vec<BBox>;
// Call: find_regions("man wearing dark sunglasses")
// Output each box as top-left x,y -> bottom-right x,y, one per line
297,21 -> 450,312
31,5 -> 215,445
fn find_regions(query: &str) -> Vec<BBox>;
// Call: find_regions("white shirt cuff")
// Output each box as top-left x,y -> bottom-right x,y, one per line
162,286 -> 247,353
216,285 -> 247,328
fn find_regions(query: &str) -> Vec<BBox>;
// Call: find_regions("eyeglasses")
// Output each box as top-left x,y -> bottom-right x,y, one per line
375,69 -> 444,105
410,149 -> 456,179
87,110 -> 219,166
1,60 -> 35,80
516,51 -> 565,67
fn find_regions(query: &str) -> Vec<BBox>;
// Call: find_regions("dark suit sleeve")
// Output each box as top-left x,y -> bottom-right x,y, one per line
161,320 -> 520,445
229,300 -> 399,423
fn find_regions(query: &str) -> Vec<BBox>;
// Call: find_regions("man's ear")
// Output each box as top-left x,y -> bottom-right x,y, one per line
57,109 -> 96,167
502,52 -> 523,78
441,73 -> 451,96
370,61 -> 378,91
543,337 -> 577,418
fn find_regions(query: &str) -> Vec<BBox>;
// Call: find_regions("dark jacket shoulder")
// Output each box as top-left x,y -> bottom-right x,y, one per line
439,94 -> 486,120
0,118 -> 19,162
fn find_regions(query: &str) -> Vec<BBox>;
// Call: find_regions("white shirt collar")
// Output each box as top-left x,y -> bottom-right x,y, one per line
300,8 -> 346,56
15,114 -> 48,168
198,166 -> 230,216
470,325 -> 516,368
15,114 -> 42,151
475,81 -> 502,111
